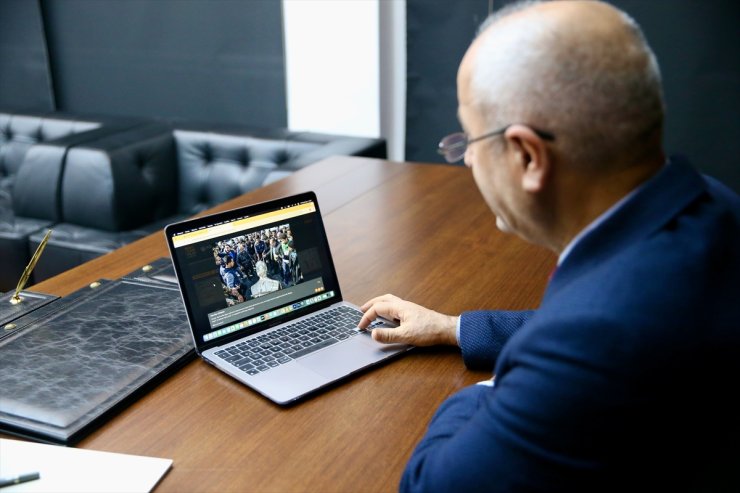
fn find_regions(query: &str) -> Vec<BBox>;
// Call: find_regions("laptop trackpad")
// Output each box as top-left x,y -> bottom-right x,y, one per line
297,335 -> 400,380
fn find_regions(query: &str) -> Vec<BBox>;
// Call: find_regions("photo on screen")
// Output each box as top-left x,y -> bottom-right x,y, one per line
213,224 -> 303,307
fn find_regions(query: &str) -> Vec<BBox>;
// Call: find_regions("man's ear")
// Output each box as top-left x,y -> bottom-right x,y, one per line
504,124 -> 552,193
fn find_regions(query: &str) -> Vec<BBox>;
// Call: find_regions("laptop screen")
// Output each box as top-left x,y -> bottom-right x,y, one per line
166,192 -> 343,350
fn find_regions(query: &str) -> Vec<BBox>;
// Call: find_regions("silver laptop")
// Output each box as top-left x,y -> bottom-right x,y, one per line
165,191 -> 410,404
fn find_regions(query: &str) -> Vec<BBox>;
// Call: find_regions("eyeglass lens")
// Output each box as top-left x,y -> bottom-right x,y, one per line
438,133 -> 467,163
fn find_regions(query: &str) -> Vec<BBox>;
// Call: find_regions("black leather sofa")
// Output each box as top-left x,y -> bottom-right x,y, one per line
0,115 -> 385,291
0,110 -> 145,291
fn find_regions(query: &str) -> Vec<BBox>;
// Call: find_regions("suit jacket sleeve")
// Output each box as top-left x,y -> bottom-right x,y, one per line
401,314 -> 635,493
458,310 -> 534,371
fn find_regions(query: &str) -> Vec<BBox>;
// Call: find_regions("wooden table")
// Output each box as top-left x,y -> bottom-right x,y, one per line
30,156 -> 555,492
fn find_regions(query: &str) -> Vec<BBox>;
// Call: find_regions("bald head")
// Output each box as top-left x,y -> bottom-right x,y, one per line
460,0 -> 665,171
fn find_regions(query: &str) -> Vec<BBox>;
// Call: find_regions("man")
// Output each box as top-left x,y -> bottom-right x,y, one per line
254,234 -> 268,263
358,1 -> 739,491
215,255 -> 227,285
223,256 -> 249,303
277,233 -> 294,285
236,241 -> 255,280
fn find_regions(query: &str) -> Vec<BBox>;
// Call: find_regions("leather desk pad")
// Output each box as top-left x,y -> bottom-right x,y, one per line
0,277 -> 194,444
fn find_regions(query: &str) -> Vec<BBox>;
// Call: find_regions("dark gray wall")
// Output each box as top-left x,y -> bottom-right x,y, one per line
406,0 -> 740,192
405,0 -> 488,165
616,0 -> 740,192
0,0 -> 55,112
41,0 -> 286,127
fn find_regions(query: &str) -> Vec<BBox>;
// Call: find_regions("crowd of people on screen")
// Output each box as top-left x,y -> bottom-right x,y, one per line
213,225 -> 301,305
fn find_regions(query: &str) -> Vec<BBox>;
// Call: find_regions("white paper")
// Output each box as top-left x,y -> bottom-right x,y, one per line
0,439 -> 172,493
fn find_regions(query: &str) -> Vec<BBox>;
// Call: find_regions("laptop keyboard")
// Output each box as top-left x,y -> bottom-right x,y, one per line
213,306 -> 363,376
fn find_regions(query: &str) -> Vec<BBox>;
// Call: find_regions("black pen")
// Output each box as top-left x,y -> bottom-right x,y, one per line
0,472 -> 40,488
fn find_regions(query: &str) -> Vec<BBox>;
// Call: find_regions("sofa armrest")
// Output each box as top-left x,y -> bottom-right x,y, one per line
285,133 -> 386,169
62,124 -> 178,232
11,119 -> 147,222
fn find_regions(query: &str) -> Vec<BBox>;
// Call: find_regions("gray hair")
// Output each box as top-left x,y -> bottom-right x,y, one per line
470,0 -> 665,170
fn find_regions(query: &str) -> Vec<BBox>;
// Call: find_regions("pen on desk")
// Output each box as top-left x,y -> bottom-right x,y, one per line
0,472 -> 40,488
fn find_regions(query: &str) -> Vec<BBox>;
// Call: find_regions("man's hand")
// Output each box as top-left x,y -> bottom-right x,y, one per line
358,294 -> 459,347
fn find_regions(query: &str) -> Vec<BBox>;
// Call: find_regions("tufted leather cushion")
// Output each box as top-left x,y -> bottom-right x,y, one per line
174,130 -> 319,214
61,124 -> 178,232
0,112 -> 99,188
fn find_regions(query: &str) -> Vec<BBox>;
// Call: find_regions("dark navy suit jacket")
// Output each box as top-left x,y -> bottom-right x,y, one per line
401,158 -> 740,492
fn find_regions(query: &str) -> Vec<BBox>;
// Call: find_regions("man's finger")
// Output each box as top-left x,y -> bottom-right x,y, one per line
358,301 -> 399,329
357,303 -> 382,329
360,294 -> 399,312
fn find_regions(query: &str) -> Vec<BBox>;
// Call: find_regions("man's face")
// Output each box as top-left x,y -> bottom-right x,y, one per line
457,45 -> 521,236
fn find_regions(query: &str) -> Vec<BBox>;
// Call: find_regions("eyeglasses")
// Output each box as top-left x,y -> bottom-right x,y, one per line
437,124 -> 556,163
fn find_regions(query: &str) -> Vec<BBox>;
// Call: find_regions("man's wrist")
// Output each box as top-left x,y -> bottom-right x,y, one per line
434,314 -> 460,346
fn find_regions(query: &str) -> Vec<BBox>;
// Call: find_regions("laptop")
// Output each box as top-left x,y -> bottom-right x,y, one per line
164,191 -> 411,404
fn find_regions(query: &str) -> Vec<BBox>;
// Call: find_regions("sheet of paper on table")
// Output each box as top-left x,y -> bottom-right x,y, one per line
0,438 -> 172,493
